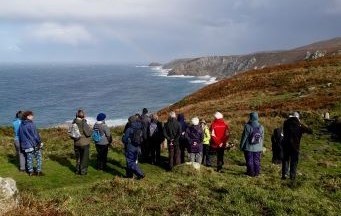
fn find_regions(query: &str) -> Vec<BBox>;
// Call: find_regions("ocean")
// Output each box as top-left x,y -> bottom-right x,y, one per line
0,63 -> 216,127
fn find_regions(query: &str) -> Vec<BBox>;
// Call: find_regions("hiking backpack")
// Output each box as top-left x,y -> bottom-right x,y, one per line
68,123 -> 81,140
249,125 -> 262,145
92,128 -> 102,142
149,122 -> 158,137
131,127 -> 143,146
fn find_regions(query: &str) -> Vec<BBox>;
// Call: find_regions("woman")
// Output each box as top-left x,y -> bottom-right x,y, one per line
200,119 -> 211,165
240,112 -> 264,177
185,117 -> 203,163
177,113 -> 188,163
72,109 -> 91,175
18,111 -> 43,176
93,113 -> 112,170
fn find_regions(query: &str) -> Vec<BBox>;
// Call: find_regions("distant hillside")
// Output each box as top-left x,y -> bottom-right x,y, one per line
162,37 -> 341,78
158,55 -> 341,122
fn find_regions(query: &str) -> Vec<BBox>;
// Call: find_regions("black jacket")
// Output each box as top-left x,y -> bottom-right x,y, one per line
163,118 -> 181,145
282,117 -> 312,151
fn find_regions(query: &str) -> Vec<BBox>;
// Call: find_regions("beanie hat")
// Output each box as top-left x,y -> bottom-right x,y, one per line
191,117 -> 199,126
214,112 -> 223,119
96,113 -> 106,121
249,112 -> 259,122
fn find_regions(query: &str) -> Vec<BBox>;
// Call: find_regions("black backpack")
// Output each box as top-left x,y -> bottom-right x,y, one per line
131,127 -> 143,146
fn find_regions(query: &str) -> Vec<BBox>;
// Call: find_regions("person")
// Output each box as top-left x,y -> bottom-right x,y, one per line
18,111 -> 43,176
122,115 -> 145,179
12,110 -> 26,172
140,108 -> 151,162
207,112 -> 229,172
93,113 -> 112,170
185,117 -> 203,163
163,111 -> 181,170
148,114 -> 164,165
177,113 -> 188,163
271,127 -> 284,164
281,112 -> 312,180
200,119 -> 211,165
240,112 -> 264,177
72,109 -> 91,175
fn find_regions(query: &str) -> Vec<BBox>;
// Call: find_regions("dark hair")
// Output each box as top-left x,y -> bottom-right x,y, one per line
22,111 -> 34,120
76,109 -> 85,119
15,110 -> 23,119
142,108 -> 148,114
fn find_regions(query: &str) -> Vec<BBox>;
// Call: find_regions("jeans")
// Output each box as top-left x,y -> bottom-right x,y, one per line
202,144 -> 210,165
282,148 -> 299,179
26,149 -> 42,173
207,147 -> 225,170
189,152 -> 202,163
74,145 -> 89,175
14,140 -> 26,171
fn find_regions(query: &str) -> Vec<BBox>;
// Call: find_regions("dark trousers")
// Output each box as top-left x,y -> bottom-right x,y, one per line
125,143 -> 144,177
244,151 -> 261,177
74,145 -> 89,175
95,144 -> 109,170
168,144 -> 181,170
179,138 -> 187,164
141,140 -> 150,162
150,139 -> 161,165
207,147 -> 225,170
282,148 -> 299,179
202,144 -> 210,165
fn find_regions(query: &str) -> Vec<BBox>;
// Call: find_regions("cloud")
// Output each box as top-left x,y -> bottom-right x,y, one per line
29,23 -> 94,45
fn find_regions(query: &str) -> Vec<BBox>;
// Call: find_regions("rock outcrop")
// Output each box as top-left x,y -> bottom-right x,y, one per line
0,177 -> 19,215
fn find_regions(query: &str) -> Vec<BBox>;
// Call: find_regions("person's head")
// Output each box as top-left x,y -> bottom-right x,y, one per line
128,115 -> 138,123
15,110 -> 23,119
214,112 -> 223,120
169,111 -> 176,119
76,109 -> 85,119
177,113 -> 185,122
200,119 -> 206,125
293,112 -> 300,119
151,113 -> 159,121
191,117 -> 199,126
249,112 -> 259,122
96,113 -> 106,121
142,108 -> 148,115
22,111 -> 34,120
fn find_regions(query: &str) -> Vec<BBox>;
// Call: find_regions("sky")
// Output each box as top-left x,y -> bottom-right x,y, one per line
0,0 -> 340,64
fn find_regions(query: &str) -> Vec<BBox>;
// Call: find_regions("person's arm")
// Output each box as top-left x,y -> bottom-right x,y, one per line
239,125 -> 249,151
32,123 -> 41,145
300,123 -> 313,134
163,124 -> 170,141
103,124 -> 113,144
82,120 -> 92,137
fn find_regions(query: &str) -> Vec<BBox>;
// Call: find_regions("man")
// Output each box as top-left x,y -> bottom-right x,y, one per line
271,127 -> 284,164
282,112 -> 312,180
163,111 -> 181,170
148,114 -> 164,165
140,108 -> 151,162
13,110 -> 26,172
207,112 -> 229,172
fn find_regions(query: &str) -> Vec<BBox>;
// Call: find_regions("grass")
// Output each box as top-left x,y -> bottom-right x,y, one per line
1,56 -> 341,215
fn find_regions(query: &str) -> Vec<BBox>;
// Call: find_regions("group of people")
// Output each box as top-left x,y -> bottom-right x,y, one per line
12,108 -> 312,181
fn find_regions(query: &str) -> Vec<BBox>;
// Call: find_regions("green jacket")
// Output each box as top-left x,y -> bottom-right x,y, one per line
73,118 -> 91,146
240,121 -> 264,152
202,125 -> 211,145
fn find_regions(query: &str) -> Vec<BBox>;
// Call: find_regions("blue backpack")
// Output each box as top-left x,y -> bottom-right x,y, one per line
249,124 -> 262,145
92,128 -> 102,142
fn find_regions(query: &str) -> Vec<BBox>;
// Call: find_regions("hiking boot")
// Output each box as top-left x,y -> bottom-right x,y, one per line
28,172 -> 34,176
136,175 -> 145,180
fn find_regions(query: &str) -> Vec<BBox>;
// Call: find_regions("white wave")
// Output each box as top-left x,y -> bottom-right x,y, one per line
135,65 -> 149,68
168,75 -> 195,78
189,80 -> 207,84
189,76 -> 217,85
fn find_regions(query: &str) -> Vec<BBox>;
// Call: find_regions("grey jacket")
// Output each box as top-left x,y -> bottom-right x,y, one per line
93,121 -> 112,145
240,121 -> 264,152
73,118 -> 91,146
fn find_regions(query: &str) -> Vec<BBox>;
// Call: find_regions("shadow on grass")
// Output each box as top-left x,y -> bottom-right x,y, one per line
48,154 -> 77,173
6,153 -> 19,170
89,153 -> 125,177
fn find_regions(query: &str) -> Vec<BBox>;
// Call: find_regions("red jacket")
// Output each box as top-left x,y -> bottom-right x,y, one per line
210,119 -> 229,148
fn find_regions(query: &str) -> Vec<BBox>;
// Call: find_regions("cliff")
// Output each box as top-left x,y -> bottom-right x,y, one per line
162,37 -> 341,78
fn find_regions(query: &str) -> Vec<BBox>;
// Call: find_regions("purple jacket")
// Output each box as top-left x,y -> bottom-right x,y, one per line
185,125 -> 203,153
18,120 -> 41,150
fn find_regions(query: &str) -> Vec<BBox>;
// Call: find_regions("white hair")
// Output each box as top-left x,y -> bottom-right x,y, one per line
191,117 -> 199,126
169,111 -> 176,118
214,112 -> 223,119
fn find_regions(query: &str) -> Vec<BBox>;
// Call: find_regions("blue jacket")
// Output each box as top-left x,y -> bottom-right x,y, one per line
12,118 -> 22,141
18,120 -> 41,150
123,121 -> 143,146
240,121 -> 264,152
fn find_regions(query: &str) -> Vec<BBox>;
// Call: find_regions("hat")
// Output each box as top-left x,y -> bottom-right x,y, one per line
96,113 -> 106,121
142,108 -> 148,114
214,112 -> 223,119
191,117 -> 199,126
169,111 -> 176,118
249,112 -> 259,122
293,112 -> 300,119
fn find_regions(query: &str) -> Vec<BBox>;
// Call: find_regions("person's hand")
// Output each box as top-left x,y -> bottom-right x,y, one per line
193,142 -> 197,146
219,143 -> 223,147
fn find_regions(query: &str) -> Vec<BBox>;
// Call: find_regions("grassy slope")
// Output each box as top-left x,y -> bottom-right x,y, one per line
0,56 -> 340,216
